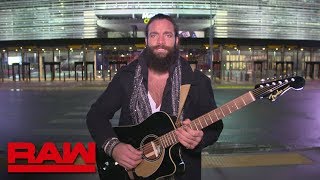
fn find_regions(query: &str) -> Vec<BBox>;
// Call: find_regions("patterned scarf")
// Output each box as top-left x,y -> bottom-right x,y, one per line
129,54 -> 181,124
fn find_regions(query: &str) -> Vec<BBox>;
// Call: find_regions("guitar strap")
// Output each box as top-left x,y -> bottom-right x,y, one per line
175,64 -> 195,127
175,84 -> 190,127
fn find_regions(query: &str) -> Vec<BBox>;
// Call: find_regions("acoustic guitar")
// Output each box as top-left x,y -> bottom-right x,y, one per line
96,76 -> 305,180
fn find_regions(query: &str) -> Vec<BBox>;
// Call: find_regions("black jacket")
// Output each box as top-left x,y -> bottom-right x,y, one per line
86,56 -> 223,179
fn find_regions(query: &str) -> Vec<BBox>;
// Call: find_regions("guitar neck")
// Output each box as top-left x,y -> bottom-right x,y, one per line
159,91 -> 256,148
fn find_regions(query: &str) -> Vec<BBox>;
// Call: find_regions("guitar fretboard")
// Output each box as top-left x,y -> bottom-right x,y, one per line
159,91 -> 256,148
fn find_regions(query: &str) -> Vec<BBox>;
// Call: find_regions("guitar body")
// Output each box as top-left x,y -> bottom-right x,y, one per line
96,112 -> 185,180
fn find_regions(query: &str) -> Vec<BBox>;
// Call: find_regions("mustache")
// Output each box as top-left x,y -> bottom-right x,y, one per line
152,45 -> 171,50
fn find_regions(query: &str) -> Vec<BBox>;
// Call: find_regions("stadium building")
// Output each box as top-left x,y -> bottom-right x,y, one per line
0,0 -> 320,83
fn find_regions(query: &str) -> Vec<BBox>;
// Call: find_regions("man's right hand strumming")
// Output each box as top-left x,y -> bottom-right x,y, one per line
111,143 -> 143,170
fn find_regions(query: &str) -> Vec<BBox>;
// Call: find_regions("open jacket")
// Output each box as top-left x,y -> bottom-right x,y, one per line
86,55 -> 223,179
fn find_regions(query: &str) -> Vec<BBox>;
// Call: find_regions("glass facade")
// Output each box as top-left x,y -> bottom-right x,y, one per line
0,0 -> 320,83
0,0 -> 319,40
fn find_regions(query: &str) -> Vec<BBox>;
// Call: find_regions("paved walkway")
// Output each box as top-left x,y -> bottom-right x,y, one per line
0,77 -> 319,180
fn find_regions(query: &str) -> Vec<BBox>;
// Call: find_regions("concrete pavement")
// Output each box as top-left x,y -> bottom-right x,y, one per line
0,78 -> 320,180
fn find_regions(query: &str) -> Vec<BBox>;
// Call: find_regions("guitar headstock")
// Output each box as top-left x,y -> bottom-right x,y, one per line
252,76 -> 305,101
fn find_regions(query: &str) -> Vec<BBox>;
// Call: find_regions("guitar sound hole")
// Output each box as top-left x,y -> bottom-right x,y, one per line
140,134 -> 163,162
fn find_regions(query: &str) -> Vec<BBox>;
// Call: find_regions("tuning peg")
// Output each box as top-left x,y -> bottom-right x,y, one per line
272,75 -> 277,80
260,78 -> 265,83
266,78 -> 271,83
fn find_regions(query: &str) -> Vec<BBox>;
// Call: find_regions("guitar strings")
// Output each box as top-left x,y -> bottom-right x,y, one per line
136,132 -> 174,154
138,117 -> 216,154
136,80 -> 289,156
137,120 -> 196,152
252,80 -> 287,98
136,135 -> 178,159
136,126 -> 188,156
137,91 -> 258,154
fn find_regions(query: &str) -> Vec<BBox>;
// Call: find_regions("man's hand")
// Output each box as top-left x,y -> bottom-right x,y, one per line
111,143 -> 143,170
175,119 -> 204,149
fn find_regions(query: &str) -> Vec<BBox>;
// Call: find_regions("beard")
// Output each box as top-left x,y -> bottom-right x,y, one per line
144,45 -> 178,73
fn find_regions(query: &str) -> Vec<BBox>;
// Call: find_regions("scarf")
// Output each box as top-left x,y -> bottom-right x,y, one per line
129,53 -> 181,124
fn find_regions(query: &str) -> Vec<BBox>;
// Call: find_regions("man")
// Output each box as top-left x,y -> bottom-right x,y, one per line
86,13 -> 223,180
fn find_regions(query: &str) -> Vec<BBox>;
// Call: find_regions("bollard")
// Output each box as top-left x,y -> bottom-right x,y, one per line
64,73 -> 66,82
223,71 -> 226,81
227,71 -> 230,82
76,72 -> 79,82
90,72 -> 92,82
26,70 -> 29,82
